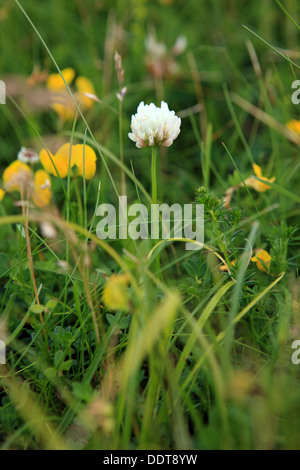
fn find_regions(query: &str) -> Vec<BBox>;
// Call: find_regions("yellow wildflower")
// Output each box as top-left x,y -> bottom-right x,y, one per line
40,144 -> 78,178
220,260 -> 236,272
31,170 -> 52,207
286,119 -> 300,135
2,160 -> 52,208
102,274 -> 130,311
72,144 -> 97,179
39,148 -> 67,179
46,68 -> 95,121
245,164 -> 275,192
46,67 -> 76,91
46,68 -> 76,121
75,76 -> 95,110
51,99 -> 76,122
40,143 -> 97,179
3,160 -> 33,192
251,249 -> 271,273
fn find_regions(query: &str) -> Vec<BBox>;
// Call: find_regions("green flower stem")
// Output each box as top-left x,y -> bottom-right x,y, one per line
151,145 -> 157,206
151,145 -> 160,275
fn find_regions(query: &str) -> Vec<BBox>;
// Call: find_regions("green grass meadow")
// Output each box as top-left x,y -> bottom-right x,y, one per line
1,0 -> 300,450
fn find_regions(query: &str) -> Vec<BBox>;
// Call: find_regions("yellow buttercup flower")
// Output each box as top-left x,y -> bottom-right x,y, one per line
3,160 -> 33,192
40,143 -> 79,178
46,68 -> 95,121
286,119 -> 300,135
39,148 -> 68,178
2,160 -> 52,208
40,143 -> 97,179
72,144 -> 97,179
251,249 -> 271,273
245,164 -> 275,192
102,274 -> 130,311
46,67 -> 76,91
31,170 -> 52,207
46,68 -> 76,121
75,76 -> 95,110
51,100 -> 76,122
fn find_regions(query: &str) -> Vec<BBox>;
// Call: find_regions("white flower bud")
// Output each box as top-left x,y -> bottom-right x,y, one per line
172,35 -> 187,56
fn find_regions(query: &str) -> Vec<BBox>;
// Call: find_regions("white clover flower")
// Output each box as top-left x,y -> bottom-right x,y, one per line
128,101 -> 181,148
145,35 -> 167,60
17,146 -> 39,165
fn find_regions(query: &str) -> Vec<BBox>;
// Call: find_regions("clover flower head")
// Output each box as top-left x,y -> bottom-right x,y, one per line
145,35 -> 167,61
145,34 -> 187,79
128,101 -> 181,148
17,146 -> 39,165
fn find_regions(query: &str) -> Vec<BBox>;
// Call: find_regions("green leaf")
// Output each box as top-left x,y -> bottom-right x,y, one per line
183,259 -> 197,278
119,315 -> 130,330
29,304 -> 45,314
46,299 -> 58,310
60,360 -> 73,372
54,350 -> 64,369
16,224 -> 25,238
72,382 -> 93,402
44,368 -> 57,380
106,314 -> 115,325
